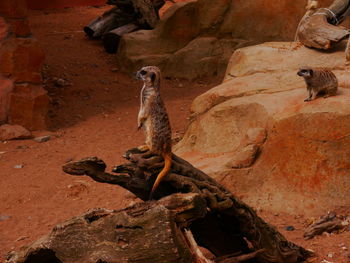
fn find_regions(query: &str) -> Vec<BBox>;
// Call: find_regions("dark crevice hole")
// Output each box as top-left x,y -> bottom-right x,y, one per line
24,248 -> 62,263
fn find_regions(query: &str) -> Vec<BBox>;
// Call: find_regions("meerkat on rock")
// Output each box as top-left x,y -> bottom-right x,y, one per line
297,67 -> 338,102
136,66 -> 172,199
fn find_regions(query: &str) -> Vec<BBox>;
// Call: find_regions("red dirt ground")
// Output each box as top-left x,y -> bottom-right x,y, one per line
0,4 -> 349,263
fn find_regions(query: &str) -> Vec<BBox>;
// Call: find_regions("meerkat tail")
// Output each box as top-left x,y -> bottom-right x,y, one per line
149,152 -> 172,199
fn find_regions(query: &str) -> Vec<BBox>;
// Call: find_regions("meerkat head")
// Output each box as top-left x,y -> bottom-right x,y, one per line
297,67 -> 313,79
136,66 -> 161,87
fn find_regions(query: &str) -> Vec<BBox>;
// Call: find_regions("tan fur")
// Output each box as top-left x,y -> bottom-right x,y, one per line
136,66 -> 172,199
297,67 -> 338,101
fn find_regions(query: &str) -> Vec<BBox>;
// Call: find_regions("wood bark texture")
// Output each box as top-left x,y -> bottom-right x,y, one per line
296,0 -> 350,49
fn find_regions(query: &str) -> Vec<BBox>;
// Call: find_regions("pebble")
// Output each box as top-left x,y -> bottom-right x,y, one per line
14,164 -> 24,169
34,135 -> 51,143
0,214 -> 11,222
110,67 -> 118,72
285,226 -> 295,231
16,145 -> 29,149
53,78 -> 70,87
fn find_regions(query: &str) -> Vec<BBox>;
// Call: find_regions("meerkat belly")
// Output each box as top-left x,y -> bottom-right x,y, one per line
143,118 -> 153,149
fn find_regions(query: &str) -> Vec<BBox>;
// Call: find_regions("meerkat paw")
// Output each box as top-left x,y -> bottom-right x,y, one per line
304,98 -> 312,102
137,145 -> 149,152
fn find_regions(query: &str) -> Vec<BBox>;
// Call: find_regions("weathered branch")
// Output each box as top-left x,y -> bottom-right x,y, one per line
62,147 -> 313,263
296,0 -> 350,49
83,7 -> 136,39
304,212 -> 348,239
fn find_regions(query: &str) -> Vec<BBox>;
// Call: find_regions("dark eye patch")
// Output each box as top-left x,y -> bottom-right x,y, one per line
150,72 -> 156,82
140,70 -> 147,75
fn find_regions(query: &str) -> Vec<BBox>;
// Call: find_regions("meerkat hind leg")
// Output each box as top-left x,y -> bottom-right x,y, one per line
324,87 -> 337,98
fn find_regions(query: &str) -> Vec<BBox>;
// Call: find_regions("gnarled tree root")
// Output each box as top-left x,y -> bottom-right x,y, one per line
59,148 -> 313,263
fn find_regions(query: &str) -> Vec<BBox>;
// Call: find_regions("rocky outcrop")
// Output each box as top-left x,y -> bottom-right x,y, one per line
117,0 -> 335,80
0,124 -> 32,140
174,41 -> 350,215
0,0 -> 48,130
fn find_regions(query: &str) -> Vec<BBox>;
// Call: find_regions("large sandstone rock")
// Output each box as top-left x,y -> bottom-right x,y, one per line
117,0 -> 334,80
174,41 -> 350,215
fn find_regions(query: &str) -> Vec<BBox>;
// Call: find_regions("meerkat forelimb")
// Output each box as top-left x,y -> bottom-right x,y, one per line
136,65 -> 172,199
297,67 -> 338,102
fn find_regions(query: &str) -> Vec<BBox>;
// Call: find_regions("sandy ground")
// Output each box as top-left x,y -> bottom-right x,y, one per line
0,4 -> 349,263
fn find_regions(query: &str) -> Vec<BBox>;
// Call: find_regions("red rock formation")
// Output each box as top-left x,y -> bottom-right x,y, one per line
0,0 -> 48,130
175,42 -> 350,215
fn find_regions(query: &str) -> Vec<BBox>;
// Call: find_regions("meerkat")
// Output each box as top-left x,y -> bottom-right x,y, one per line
297,67 -> 338,101
136,65 -> 172,199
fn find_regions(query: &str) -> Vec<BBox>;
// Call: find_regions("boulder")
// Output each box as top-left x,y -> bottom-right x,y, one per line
117,0 -> 336,80
174,41 -> 350,215
0,124 -> 32,141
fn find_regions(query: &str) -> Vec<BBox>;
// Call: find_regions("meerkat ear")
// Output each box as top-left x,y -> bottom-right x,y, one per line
309,69 -> 313,76
150,72 -> 156,82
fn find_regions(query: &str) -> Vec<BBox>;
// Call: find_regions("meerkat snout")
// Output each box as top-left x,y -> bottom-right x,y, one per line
297,68 -> 313,78
136,69 -> 156,83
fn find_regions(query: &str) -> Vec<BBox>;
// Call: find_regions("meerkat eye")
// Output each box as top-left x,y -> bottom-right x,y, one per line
150,72 -> 156,82
140,70 -> 147,75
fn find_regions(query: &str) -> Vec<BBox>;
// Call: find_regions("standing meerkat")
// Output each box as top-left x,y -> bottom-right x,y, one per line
297,67 -> 338,102
136,65 -> 172,199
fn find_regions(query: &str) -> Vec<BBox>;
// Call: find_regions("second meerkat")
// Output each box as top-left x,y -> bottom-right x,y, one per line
297,67 -> 338,102
136,66 -> 172,199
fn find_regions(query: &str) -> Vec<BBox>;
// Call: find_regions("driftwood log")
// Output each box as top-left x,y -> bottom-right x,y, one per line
53,147 -> 312,263
84,0 -> 167,53
102,23 -> 139,53
296,0 -> 350,49
83,6 -> 136,39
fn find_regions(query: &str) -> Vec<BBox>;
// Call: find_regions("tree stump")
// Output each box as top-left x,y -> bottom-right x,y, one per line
6,148 -> 313,262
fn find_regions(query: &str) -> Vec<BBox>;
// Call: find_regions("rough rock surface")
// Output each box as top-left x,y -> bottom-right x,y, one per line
117,0 -> 334,80
174,41 -> 350,215
0,124 -> 32,141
